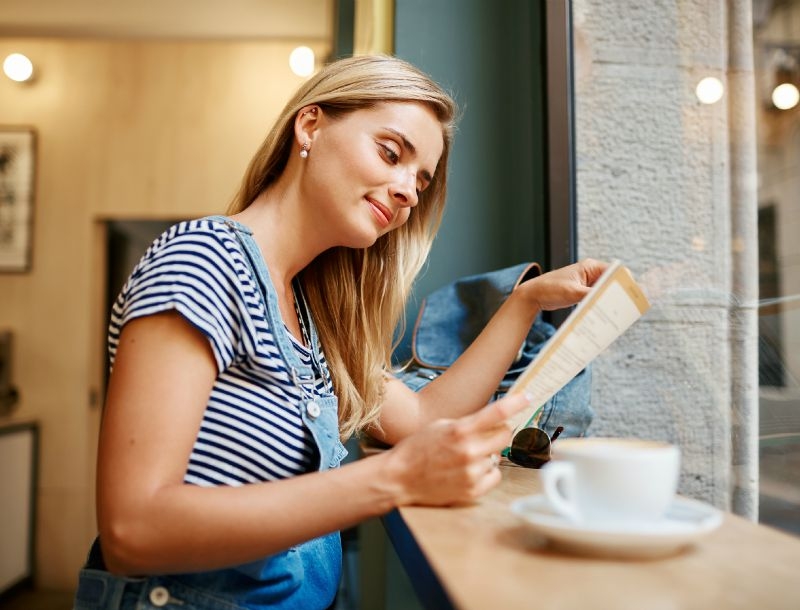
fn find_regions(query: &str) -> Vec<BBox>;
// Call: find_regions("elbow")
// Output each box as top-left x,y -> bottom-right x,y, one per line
98,514 -> 157,575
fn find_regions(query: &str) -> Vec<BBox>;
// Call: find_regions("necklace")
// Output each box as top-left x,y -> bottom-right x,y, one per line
292,280 -> 333,394
292,283 -> 312,349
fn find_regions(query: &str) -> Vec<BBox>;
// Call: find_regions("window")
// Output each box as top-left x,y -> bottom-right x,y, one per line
754,0 -> 800,536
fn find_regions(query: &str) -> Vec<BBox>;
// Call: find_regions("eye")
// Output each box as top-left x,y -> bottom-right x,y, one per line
379,143 -> 400,164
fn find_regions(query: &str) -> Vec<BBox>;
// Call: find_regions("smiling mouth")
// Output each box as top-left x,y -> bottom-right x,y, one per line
366,198 -> 394,227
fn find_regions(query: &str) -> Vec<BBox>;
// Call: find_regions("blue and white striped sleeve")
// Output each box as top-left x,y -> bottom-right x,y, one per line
111,224 -> 246,373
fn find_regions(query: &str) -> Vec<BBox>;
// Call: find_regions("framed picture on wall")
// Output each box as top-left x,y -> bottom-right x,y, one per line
0,127 -> 36,272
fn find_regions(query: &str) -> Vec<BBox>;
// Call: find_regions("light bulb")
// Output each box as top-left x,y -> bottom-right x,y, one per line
695,77 -> 724,104
289,47 -> 315,77
772,83 -> 800,110
3,53 -> 34,82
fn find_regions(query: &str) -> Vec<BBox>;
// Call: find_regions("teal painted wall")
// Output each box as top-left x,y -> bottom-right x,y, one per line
394,0 -> 548,358
333,4 -> 553,606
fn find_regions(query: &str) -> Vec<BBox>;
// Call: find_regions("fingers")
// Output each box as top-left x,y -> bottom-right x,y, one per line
524,258 -> 610,312
460,452 -> 503,498
425,455 -> 502,507
473,464 -> 503,496
460,393 -> 530,435
390,401 -> 518,506
466,452 -> 500,476
388,428 -> 504,507
579,257 -> 609,285
450,395 -> 531,465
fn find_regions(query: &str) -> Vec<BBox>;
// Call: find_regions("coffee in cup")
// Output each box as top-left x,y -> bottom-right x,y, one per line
539,437 -> 680,527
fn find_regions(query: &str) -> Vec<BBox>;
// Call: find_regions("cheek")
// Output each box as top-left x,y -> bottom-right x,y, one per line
392,208 -> 412,230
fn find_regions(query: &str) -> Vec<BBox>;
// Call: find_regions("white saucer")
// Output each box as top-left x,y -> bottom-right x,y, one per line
510,494 -> 723,559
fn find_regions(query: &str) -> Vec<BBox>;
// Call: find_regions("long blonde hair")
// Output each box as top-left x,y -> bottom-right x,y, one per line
228,55 -> 457,439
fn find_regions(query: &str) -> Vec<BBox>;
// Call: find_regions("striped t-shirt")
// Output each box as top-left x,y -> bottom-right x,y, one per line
108,217 -> 325,485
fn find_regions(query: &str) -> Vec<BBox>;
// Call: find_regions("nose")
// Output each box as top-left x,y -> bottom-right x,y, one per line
390,172 -> 419,208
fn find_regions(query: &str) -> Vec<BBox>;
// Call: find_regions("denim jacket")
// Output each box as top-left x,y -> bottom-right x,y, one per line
394,262 -> 593,438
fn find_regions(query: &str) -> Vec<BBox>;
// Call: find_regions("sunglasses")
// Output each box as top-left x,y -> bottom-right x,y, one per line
506,424 -> 564,468
502,404 -> 564,468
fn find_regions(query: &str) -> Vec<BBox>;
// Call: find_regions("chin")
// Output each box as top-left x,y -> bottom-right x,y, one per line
340,223 -> 385,249
347,235 -> 381,249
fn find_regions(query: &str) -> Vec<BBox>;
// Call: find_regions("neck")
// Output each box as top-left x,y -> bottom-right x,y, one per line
232,184 -> 324,293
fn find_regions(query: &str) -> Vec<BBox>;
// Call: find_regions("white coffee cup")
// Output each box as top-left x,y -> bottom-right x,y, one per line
539,437 -> 680,527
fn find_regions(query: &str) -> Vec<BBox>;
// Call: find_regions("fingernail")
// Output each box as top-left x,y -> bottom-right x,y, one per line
523,391 -> 535,404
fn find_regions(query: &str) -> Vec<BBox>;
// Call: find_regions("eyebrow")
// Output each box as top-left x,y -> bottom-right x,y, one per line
384,127 -> 433,185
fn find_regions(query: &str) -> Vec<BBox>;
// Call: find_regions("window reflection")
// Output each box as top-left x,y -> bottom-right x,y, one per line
754,0 -> 800,535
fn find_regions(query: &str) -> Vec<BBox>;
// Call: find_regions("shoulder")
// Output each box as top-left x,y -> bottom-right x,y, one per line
112,217 -> 255,373
144,217 -> 240,262
129,217 -> 247,284
117,216 -> 257,320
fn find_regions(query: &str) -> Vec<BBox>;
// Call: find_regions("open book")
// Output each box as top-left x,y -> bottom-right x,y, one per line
506,260 -> 651,433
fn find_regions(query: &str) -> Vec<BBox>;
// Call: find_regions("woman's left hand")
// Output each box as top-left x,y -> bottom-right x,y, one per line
520,258 -> 609,311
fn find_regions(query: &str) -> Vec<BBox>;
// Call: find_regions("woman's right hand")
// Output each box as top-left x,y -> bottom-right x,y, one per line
379,392 -> 530,506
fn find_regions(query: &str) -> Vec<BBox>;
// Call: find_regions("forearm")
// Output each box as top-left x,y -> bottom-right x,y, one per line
100,452 -> 397,575
103,394 -> 529,576
420,288 -> 538,415
378,259 -> 608,445
378,288 -> 539,444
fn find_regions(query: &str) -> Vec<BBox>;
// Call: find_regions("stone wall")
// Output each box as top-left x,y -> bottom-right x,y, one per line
573,0 -> 758,514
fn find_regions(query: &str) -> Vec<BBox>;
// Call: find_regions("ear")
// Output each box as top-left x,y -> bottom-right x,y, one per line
293,105 -> 322,149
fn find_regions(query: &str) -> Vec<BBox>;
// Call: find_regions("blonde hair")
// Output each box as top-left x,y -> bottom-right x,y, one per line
228,55 -> 457,440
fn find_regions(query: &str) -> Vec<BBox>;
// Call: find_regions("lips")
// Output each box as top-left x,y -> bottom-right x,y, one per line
366,197 -> 394,227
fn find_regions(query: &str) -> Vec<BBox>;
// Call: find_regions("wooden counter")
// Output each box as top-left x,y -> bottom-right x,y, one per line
383,459 -> 800,610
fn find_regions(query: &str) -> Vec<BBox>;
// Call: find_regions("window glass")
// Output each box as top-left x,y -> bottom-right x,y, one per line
754,0 -> 800,536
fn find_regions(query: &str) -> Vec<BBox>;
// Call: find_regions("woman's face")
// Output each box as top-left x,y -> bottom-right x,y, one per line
300,101 -> 444,248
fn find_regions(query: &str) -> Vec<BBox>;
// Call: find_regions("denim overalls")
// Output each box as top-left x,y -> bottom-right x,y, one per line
74,217 -> 347,610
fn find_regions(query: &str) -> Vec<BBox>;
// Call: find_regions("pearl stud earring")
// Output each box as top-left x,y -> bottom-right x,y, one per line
300,142 -> 310,158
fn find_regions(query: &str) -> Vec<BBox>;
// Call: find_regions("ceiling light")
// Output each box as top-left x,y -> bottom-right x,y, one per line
289,46 -> 315,77
3,53 -> 34,83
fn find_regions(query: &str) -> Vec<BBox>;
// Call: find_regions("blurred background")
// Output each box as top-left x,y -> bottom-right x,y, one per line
1,1 -> 799,609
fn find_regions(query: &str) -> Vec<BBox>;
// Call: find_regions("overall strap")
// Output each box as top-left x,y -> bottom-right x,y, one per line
205,216 -> 313,382
206,215 -> 329,391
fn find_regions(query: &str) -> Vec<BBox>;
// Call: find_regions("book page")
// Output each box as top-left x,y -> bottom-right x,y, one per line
507,260 -> 651,433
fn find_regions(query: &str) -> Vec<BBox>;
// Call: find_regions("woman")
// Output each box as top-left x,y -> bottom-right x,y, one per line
75,54 -> 606,610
